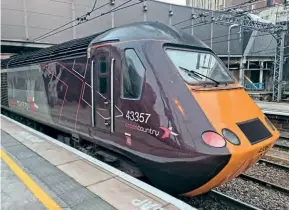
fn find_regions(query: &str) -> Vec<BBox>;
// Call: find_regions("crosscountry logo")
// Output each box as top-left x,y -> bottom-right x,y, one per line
159,127 -> 178,139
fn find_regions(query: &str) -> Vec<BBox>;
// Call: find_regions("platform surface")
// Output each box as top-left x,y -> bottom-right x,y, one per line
0,115 -> 195,210
1,159 -> 48,210
255,101 -> 289,116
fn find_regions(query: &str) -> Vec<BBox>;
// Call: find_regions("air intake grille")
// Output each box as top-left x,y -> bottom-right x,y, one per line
1,31 -> 107,69
237,118 -> 272,144
1,72 -> 8,107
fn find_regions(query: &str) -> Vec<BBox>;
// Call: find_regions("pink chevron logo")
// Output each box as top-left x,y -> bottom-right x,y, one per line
159,127 -> 178,139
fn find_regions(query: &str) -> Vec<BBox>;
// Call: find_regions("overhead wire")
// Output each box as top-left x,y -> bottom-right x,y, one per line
210,32 -> 272,45
31,0 -> 109,42
177,0 -> 284,33
32,0 -> 142,42
200,30 -> 251,42
172,0 -> 265,27
178,2 -> 283,57
179,4 -> 273,31
180,20 -> 212,30
246,36 -> 274,54
176,26 -> 275,53
248,5 -> 280,55
90,0 -> 98,13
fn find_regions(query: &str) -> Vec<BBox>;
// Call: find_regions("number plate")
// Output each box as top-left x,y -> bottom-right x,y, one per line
126,111 -> 151,124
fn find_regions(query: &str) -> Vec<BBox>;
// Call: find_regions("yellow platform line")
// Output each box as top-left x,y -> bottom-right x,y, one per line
1,149 -> 62,210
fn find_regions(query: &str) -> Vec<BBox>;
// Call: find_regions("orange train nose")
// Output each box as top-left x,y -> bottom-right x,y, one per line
184,85 -> 280,196
215,141 -> 275,187
184,137 -> 277,196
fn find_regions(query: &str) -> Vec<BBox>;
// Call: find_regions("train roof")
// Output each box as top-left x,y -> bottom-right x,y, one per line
89,21 -> 210,49
1,21 -> 210,69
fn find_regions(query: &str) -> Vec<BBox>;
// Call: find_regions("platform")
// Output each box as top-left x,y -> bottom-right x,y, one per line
0,115 -> 195,210
255,101 -> 289,116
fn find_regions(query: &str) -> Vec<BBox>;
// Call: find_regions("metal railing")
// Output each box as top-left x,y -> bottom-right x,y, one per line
244,83 -> 265,91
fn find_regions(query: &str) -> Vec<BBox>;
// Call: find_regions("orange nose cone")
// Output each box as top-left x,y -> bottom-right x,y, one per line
183,84 -> 279,196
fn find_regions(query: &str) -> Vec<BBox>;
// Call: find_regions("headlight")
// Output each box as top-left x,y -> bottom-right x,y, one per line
202,131 -> 226,148
222,128 -> 240,145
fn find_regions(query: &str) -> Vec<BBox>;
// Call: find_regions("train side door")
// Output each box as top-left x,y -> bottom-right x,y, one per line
90,46 -> 115,134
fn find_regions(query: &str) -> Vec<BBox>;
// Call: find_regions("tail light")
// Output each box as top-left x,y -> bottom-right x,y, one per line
202,131 -> 226,148
222,128 -> 240,145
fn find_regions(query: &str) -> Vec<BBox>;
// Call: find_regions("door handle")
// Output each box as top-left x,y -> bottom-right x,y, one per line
110,58 -> 115,133
91,60 -> 95,127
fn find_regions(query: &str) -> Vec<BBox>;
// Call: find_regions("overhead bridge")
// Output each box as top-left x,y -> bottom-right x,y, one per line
1,40 -> 54,57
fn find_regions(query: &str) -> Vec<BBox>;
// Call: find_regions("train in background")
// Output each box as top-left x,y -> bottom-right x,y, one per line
0,21 -> 279,196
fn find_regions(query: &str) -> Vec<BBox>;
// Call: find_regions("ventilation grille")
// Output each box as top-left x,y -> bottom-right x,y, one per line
237,118 -> 272,144
1,72 -> 8,107
1,32 -> 105,69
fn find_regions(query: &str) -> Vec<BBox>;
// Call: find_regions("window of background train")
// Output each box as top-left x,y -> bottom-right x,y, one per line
121,49 -> 145,100
165,48 -> 234,84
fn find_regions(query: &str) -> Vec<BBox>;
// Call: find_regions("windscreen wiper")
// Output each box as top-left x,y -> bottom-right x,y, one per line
179,66 -> 220,87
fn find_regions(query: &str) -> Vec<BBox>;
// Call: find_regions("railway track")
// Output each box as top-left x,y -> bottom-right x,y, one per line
210,190 -> 261,210
264,145 -> 289,166
180,190 -> 261,210
258,159 -> 289,171
274,143 -> 289,151
239,174 -> 289,195
215,175 -> 289,210
280,134 -> 289,140
214,146 -> 289,210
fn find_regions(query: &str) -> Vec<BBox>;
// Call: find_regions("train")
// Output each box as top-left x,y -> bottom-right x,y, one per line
0,21 -> 279,196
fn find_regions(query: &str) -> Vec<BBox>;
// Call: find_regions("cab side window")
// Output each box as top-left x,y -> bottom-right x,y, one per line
98,55 -> 108,94
122,49 -> 145,99
99,56 -> 107,74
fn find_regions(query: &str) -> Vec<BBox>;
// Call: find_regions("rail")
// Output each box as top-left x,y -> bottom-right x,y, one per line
258,159 -> 289,171
239,174 -> 289,195
210,190 -> 261,210
274,143 -> 289,151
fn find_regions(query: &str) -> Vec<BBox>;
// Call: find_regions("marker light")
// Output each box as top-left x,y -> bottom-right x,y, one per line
265,116 -> 275,131
202,131 -> 226,148
222,128 -> 240,145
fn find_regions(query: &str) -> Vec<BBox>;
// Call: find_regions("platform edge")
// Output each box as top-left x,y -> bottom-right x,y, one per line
0,114 -> 196,210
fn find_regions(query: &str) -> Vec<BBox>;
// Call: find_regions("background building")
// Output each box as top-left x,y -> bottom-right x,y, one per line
186,0 -> 284,11
1,0 -> 288,100
186,0 -> 227,10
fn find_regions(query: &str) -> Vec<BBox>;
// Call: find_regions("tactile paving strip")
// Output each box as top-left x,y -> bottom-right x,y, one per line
1,130 -> 116,210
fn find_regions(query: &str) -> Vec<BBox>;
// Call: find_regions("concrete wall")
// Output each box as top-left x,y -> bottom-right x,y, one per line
266,114 -> 289,133
259,5 -> 289,23
245,31 -> 277,57
1,0 -> 74,43
1,0 -> 274,56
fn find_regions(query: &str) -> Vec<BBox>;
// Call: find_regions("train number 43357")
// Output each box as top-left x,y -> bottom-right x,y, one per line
126,111 -> 151,123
